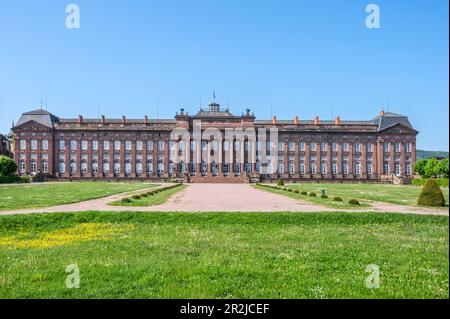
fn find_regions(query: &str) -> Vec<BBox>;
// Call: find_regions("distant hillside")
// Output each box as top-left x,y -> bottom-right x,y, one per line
416,149 -> 449,160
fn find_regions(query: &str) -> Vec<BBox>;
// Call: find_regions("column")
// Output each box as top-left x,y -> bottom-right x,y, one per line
377,139 -> 384,177
283,140 -> 288,177
163,139 -> 169,177
411,141 -> 417,175
337,142 -> 343,178
142,139 -> 147,177
65,139 -> 70,178
240,139 -> 245,175
389,141 -> 395,175
229,139 -> 234,176
75,139 -> 81,177
326,142 -> 332,178
361,142 -> 367,179
293,141 -> 299,175
400,142 -> 406,177
315,142 -> 321,178
304,142 -> 310,178
36,137 -> 42,175
131,140 -> 136,178
108,140 -> 114,178
98,140 -> 103,177
218,139 -> 223,174
48,137 -> 54,176
347,142 -> 353,177
153,139 -> 158,177
86,139 -> 92,177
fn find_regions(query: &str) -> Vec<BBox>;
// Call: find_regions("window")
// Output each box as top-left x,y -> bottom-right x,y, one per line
20,139 -> 26,150
288,161 -> 295,174
354,143 -> 360,153
125,140 -> 132,151
299,142 -> 305,152
190,163 -> 197,175
92,140 -> 98,151
234,163 -> 240,175
81,140 -> 87,151
278,160 -> 283,175
321,142 -> 327,152
103,140 -> 110,151
405,163 -> 411,175
342,143 -> 348,152
136,140 -> 143,151
158,140 -> 164,151
81,160 -> 88,174
332,162 -> 338,175
214,162 -> 220,176
299,162 -> 305,175
332,142 -> 337,152
394,163 -> 400,176
31,139 -> 37,150
70,140 -> 77,150
202,141 -> 208,151
310,162 -> 316,175
191,140 -> 196,151
42,139 -> 48,151
321,162 -> 327,175
147,140 -> 154,151
157,157 -> 164,173
244,141 -> 249,152
179,141 -> 185,152
59,140 -> 65,150
125,160 -> 131,174
41,160 -> 48,173
223,141 -> 228,151
405,143 -> 411,153
201,161 -> 207,175
180,161 -> 186,174
288,142 -> 294,152
343,162 -> 348,175
383,142 -> 389,153
354,162 -> 360,175
30,159 -> 37,174
70,160 -> 76,174
147,159 -> 153,174
223,163 -> 230,175
234,141 -> 240,152
255,161 -> 261,173
394,143 -> 400,152
367,162 -> 372,175
19,160 -> 26,173
278,142 -> 283,152
169,161 -> 175,174
59,161 -> 65,174
310,143 -> 316,152
103,160 -> 109,174
383,163 -> 390,174
114,161 -> 121,174
367,143 -> 372,152
92,161 -> 99,174
114,140 -> 121,151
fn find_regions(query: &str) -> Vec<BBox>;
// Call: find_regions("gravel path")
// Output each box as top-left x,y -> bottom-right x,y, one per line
0,184 -> 448,216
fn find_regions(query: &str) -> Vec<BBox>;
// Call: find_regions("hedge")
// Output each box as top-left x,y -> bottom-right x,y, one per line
412,178 -> 448,187
0,175 -> 30,184
417,179 -> 446,207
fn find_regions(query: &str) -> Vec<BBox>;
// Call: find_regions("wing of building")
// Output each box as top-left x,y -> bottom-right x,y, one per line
11,103 -> 418,183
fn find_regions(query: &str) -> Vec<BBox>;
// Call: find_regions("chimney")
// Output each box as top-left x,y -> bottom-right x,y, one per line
294,116 -> 299,125
335,116 -> 341,125
78,115 -> 83,124
144,115 -> 148,124
314,116 -> 319,125
272,116 -> 277,125
122,115 -> 126,124
380,110 -> 385,116
101,115 -> 105,124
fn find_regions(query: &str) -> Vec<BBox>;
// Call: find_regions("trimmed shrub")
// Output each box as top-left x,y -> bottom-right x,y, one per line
333,197 -> 343,202
293,190 -> 299,194
0,156 -> 17,176
320,194 -> 328,199
121,198 -> 131,203
131,195 -> 141,200
287,189 -> 293,192
0,175 -> 30,184
277,179 -> 285,186
309,192 -> 316,197
349,199 -> 360,205
417,178 -> 446,207
301,191 -> 307,195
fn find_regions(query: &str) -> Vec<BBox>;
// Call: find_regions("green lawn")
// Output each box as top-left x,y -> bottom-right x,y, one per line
109,184 -> 187,206
0,211 -> 447,298
257,183 -> 449,209
0,182 -> 158,211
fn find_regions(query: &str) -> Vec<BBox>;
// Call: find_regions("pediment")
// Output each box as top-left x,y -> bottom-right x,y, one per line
13,120 -> 52,131
379,123 -> 418,135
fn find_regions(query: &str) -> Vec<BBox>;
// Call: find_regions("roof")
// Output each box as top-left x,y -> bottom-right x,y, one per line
371,112 -> 415,131
15,109 -> 59,128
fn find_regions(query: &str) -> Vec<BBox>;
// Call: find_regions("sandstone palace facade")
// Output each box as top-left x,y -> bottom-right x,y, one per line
11,102 -> 418,183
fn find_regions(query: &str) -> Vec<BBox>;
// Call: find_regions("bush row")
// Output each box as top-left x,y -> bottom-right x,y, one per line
412,178 -> 448,187
121,183 -> 183,203
256,183 -> 359,205
0,175 -> 30,184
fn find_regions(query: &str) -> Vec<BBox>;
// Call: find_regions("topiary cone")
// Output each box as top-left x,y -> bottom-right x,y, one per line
417,178 -> 446,207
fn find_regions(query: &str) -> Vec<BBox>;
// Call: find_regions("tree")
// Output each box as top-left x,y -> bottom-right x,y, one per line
0,156 -> 17,176
414,159 -> 428,177
417,178 -> 446,207
437,158 -> 449,178
423,158 -> 440,178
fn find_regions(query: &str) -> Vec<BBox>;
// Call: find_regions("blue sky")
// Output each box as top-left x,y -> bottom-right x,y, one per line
0,0 -> 448,151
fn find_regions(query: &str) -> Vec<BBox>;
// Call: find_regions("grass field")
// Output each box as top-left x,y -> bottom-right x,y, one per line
0,211 -> 447,298
109,185 -> 187,206
0,182 -> 158,211
257,183 -> 449,209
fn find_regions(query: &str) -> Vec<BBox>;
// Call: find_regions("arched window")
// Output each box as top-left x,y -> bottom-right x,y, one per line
41,160 -> 48,173
212,161 -> 219,176
103,160 -> 109,174
114,161 -> 120,174
201,161 -> 207,176
81,160 -> 87,174
30,159 -> 37,174
125,160 -> 131,174
136,161 -> 142,174
180,161 -> 186,174
168,161 -> 175,174
59,161 -> 65,174
92,161 -> 98,174
70,160 -> 76,174
354,162 -> 360,175
19,160 -> 26,173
